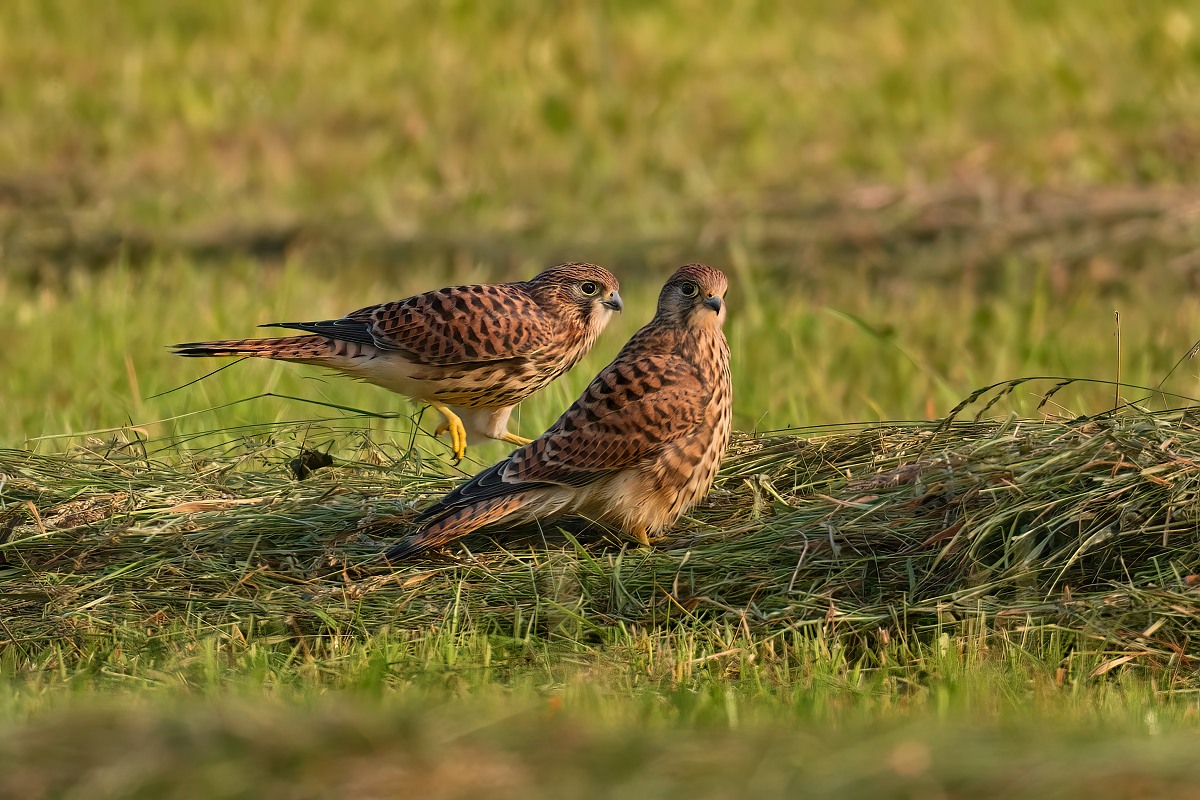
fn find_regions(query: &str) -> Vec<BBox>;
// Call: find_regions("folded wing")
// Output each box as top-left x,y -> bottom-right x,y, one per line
421,349 -> 711,518
266,284 -> 553,366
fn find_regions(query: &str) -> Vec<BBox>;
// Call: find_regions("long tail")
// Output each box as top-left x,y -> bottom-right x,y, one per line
171,335 -> 335,361
383,492 -> 536,561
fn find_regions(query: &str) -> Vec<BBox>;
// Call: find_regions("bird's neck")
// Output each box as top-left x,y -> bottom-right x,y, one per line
636,321 -> 727,362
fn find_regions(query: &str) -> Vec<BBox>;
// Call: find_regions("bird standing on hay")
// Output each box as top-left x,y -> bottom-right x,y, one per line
383,264 -> 732,560
172,264 -> 623,462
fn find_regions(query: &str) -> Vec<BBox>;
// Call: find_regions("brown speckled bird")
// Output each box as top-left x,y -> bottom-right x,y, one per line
172,263 -> 622,461
383,264 -> 732,560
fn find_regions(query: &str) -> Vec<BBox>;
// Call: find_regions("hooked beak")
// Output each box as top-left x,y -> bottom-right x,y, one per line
703,295 -> 723,313
601,290 -> 623,312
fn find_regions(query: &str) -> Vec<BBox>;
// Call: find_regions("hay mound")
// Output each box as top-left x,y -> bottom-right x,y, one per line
2,410 -> 1198,677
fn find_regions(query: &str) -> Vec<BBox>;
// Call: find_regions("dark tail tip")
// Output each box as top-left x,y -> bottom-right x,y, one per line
382,536 -> 434,563
170,343 -> 216,357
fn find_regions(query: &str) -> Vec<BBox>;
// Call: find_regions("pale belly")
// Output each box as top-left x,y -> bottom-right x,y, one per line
300,350 -> 523,443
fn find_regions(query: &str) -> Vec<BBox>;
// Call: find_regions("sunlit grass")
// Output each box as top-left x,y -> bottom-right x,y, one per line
2,622 -> 1198,797
3,670 -> 1195,799
5,255 -> 1200,457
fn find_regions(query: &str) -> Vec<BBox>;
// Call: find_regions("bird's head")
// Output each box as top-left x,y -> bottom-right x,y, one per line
528,263 -> 623,326
654,264 -> 728,330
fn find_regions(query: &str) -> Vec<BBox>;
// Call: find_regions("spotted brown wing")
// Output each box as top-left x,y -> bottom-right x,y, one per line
422,345 -> 711,515
267,283 -> 555,366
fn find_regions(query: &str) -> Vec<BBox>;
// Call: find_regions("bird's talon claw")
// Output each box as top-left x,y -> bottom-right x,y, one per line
431,402 -> 470,463
501,432 -> 533,447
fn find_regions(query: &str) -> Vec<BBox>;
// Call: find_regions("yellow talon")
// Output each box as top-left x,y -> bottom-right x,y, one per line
630,526 -> 651,547
501,432 -> 533,447
430,402 -> 468,462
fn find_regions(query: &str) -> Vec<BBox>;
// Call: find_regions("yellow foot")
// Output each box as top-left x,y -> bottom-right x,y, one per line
629,526 -> 651,547
500,432 -> 533,447
430,402 -> 468,462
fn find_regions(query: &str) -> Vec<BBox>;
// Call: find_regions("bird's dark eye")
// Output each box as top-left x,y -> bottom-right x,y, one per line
580,281 -> 599,296
679,282 -> 699,298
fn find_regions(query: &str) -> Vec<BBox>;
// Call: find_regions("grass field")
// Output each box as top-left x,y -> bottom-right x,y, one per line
4,1 -> 1200,797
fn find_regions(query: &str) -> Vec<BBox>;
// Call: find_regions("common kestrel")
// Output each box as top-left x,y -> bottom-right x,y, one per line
172,263 -> 622,461
383,264 -> 732,560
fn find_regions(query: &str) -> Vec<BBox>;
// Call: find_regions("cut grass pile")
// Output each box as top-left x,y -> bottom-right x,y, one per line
4,398 -> 1198,688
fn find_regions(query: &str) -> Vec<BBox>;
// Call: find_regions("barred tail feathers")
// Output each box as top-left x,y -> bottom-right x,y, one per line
383,492 -> 536,561
171,335 -> 335,361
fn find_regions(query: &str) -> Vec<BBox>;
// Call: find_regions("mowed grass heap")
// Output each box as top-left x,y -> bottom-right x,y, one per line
4,408 -> 1198,682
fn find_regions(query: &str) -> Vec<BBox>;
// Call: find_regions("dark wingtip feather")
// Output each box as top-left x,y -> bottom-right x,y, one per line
261,319 -> 378,346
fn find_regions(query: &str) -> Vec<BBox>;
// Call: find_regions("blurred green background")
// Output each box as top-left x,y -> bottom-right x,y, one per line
5,0 -> 1200,459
